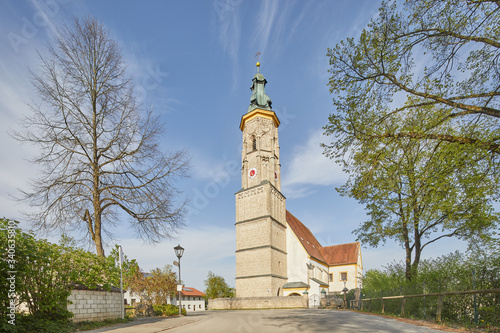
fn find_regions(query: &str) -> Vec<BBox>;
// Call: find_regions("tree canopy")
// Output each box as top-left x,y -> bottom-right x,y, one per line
125,264 -> 177,306
204,271 -> 234,299
323,0 -> 500,280
0,218 -> 122,322
324,0 -> 500,155
14,17 -> 189,256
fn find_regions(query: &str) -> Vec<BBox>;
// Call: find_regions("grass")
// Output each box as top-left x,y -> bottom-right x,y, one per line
74,317 -> 133,331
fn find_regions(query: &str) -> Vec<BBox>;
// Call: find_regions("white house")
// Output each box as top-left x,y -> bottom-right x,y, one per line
171,287 -> 206,312
124,286 -> 206,312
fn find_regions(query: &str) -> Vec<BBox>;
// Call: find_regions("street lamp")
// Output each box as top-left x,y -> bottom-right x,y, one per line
174,244 -> 184,316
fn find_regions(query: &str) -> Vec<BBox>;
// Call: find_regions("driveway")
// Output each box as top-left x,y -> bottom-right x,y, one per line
84,309 -> 449,333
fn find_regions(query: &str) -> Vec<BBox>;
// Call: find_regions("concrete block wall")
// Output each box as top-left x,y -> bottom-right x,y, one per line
67,289 -> 122,322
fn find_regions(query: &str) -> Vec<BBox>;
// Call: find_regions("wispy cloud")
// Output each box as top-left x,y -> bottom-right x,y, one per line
250,0 -> 280,55
110,225 -> 236,289
213,0 -> 242,87
29,0 -> 61,39
282,129 -> 347,198
0,36 -> 44,223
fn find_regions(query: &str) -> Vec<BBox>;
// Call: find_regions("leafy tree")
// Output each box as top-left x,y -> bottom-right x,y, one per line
325,0 -> 500,155
324,0 -> 500,281
1,218 -> 130,326
0,219 -> 72,321
14,17 -> 190,256
327,104 -> 499,280
147,265 -> 177,305
204,271 -> 235,299
361,250 -> 499,327
125,264 -> 177,306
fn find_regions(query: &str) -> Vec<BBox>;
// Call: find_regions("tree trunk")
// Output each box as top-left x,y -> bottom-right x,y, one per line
94,210 -> 104,256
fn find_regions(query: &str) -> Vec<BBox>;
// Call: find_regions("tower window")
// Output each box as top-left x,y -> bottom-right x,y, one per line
252,136 -> 257,151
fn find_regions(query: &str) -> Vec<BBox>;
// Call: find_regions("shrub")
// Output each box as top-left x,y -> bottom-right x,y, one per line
152,304 -> 186,316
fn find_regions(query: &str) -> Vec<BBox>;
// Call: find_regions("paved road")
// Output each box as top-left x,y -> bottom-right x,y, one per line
86,309 -> 445,333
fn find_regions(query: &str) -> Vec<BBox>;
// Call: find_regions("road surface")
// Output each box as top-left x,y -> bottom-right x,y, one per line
85,309 -> 447,333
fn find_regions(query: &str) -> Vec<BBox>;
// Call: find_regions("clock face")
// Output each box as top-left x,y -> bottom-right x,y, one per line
249,168 -> 257,179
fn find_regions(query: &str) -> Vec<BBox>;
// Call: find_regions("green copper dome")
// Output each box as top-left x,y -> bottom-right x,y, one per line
247,64 -> 272,112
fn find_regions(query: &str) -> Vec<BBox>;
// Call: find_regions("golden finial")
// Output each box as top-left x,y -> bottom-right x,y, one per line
255,51 -> 262,73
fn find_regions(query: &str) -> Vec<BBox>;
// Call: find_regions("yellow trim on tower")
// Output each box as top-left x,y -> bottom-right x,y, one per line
240,108 -> 280,131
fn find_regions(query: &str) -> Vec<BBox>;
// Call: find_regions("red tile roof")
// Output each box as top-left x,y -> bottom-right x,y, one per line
320,242 -> 359,266
181,287 -> 205,297
286,210 -> 360,267
286,211 -> 325,263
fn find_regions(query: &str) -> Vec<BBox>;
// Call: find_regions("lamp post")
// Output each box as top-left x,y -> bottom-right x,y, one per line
174,244 -> 184,316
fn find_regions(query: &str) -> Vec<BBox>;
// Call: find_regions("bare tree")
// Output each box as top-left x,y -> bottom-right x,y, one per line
14,17 -> 189,256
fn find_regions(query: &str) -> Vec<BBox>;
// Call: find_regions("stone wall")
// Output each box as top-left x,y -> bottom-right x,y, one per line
208,296 -> 307,310
67,288 -> 122,322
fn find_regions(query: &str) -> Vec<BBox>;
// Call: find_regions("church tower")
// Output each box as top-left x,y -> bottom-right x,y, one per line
235,63 -> 287,297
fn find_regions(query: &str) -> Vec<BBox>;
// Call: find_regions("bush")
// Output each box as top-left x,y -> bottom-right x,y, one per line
1,314 -> 73,333
152,304 -> 186,316
360,250 -> 499,328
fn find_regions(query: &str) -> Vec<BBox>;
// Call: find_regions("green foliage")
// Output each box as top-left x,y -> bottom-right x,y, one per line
324,0 -> 500,279
74,317 -> 132,331
328,103 -> 499,280
126,264 -> 177,306
325,0 -> 500,155
0,218 -> 73,321
361,250 -> 500,328
153,303 -> 185,316
0,218 -> 133,331
204,271 -> 235,299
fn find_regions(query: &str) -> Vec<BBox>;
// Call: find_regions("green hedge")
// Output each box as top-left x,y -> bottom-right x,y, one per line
153,304 -> 187,316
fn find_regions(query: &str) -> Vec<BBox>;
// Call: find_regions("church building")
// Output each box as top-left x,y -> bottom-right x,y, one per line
235,63 -> 362,304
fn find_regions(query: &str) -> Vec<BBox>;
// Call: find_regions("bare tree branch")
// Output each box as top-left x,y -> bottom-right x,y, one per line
13,17 -> 190,256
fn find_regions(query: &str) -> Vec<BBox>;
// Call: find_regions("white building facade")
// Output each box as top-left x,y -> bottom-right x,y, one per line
283,211 -> 363,307
124,286 -> 206,312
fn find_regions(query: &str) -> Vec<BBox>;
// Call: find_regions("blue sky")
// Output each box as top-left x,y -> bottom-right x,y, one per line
0,0 -> 468,291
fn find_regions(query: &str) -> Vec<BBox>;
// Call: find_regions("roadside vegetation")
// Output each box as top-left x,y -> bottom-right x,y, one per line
358,248 -> 499,331
0,218 -> 185,332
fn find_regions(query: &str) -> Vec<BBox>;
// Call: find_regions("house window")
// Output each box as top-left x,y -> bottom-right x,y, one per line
188,305 -> 191,309
329,273 -> 333,282
340,272 -> 348,281
199,304 -> 202,309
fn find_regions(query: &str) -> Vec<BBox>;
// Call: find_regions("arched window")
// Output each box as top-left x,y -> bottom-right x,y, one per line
252,136 -> 257,151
